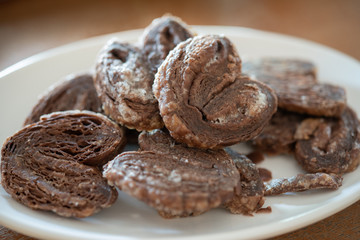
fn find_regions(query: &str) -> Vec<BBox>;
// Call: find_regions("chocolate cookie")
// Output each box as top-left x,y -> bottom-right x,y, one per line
140,15 -> 194,74
223,148 -> 265,215
24,73 -> 102,125
243,58 -> 346,117
103,129 -> 240,218
153,35 -> 277,149
95,41 -> 162,131
294,107 -> 360,173
95,16 -> 193,131
1,110 -> 125,217
251,110 -> 305,154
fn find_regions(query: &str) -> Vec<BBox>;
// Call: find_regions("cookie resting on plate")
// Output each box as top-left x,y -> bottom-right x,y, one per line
294,107 -> 360,174
94,15 -> 193,131
242,58 -> 346,117
95,41 -> 162,131
1,110 -> 126,217
153,35 -> 277,149
103,129 -> 240,218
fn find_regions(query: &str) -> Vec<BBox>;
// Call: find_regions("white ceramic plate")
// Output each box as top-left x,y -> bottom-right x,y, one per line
0,26 -> 359,240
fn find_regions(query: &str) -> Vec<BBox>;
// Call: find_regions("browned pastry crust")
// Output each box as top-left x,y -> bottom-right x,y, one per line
95,16 -> 193,131
1,110 -> 125,217
223,148 -> 265,215
24,73 -> 102,126
103,129 -> 240,218
251,110 -> 305,154
140,15 -> 194,75
264,173 -> 343,196
294,107 -> 360,173
153,35 -> 277,149
243,58 -> 346,117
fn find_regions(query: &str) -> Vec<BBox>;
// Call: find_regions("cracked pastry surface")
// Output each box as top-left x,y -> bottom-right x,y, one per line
103,129 -> 240,218
1,110 -> 125,217
153,35 -> 277,149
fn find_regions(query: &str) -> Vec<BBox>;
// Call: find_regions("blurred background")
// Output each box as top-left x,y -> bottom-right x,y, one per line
1,0 -> 359,71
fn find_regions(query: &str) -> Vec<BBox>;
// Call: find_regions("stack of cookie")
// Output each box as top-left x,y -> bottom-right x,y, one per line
1,15 -> 357,219
243,59 -> 360,174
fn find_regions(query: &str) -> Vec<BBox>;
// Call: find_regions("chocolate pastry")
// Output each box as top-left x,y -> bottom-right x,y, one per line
103,129 -> 240,218
95,41 -> 162,131
223,148 -> 265,215
243,58 -> 346,117
294,107 -> 360,173
264,173 -> 343,196
1,110 -> 124,217
140,15 -> 194,75
251,110 -> 305,154
95,16 -> 193,131
153,35 -> 277,149
24,73 -> 102,126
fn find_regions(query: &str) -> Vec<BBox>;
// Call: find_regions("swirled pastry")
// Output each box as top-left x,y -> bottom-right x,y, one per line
153,35 -> 277,149
95,41 -> 162,130
294,107 -> 360,173
1,111 -> 125,217
95,16 -> 193,131
103,129 -> 240,218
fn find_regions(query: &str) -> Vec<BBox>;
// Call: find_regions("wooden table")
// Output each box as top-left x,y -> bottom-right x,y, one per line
1,0 -> 359,239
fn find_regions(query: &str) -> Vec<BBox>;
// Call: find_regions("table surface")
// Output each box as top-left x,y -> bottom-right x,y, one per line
1,0 -> 359,239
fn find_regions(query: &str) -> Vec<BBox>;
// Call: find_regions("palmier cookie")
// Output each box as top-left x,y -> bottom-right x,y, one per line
1,110 -> 126,217
153,35 -> 278,149
24,73 -> 102,126
95,17 -> 193,131
294,106 -> 360,174
103,129 -> 240,218
243,58 -> 346,117
140,15 -> 194,74
95,41 -> 161,131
